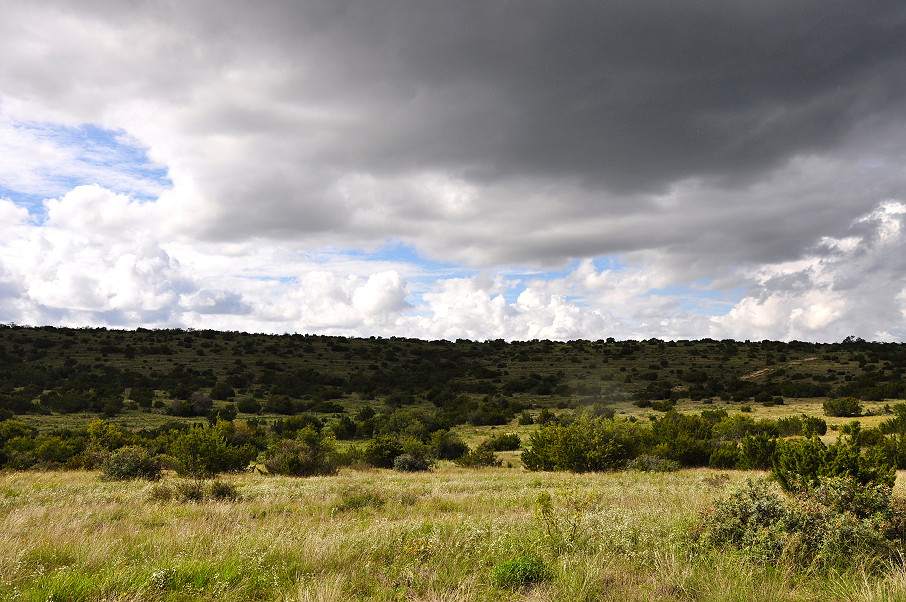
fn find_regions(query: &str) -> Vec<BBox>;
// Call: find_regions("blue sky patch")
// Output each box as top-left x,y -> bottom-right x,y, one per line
645,282 -> 745,316
1,118 -> 171,221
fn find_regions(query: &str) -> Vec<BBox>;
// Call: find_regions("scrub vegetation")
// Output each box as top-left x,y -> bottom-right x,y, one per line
3,325 -> 906,598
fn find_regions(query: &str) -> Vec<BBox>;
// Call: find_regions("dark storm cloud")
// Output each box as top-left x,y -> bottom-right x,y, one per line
47,1 -> 906,189
4,0 -> 906,281
228,0 -> 906,193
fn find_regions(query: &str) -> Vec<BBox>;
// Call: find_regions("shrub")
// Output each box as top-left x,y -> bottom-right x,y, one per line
736,432 -> 776,470
209,480 -> 240,500
776,414 -> 827,437
696,476 -> 906,569
393,453 -> 432,472
536,408 -> 556,425
147,483 -> 176,502
489,555 -> 553,588
362,435 -> 404,469
824,396 -> 862,417
771,424 -> 894,493
264,427 -> 338,477
170,426 -> 256,480
330,415 -> 357,440
175,481 -> 205,502
100,446 -> 161,481
210,381 -> 235,400
522,415 -> 646,472
130,386 -> 155,408
694,478 -> 790,564
626,454 -> 680,472
429,429 -> 468,460
708,444 -> 740,469
236,397 -> 261,414
483,432 -> 521,451
207,404 -> 238,425
454,445 -> 501,468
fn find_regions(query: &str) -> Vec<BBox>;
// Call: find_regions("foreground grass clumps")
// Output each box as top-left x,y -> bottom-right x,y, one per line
489,554 -> 553,588
5,468 -> 906,601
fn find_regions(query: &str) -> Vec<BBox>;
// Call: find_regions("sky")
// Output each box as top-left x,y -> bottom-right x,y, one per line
1,1 -> 905,342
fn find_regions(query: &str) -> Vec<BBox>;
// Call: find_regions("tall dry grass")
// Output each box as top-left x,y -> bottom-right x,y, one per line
1,467 -> 906,601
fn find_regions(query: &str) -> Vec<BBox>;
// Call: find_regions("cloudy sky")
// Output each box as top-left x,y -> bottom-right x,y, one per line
1,1 -> 905,342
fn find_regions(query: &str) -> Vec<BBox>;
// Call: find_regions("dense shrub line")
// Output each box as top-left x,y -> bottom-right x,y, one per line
4,326 -> 906,429
0,413 -> 478,478
5,401 -> 906,481
522,405 -> 906,485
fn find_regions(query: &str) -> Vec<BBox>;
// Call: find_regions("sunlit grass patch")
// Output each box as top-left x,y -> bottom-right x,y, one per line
0,468 -> 904,600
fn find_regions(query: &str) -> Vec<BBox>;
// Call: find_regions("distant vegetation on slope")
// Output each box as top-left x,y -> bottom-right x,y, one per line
1,325 -> 905,476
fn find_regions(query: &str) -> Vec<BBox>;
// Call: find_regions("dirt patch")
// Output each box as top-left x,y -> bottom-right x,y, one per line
740,356 -> 818,380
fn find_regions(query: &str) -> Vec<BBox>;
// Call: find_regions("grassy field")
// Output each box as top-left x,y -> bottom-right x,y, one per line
4,467 -> 906,601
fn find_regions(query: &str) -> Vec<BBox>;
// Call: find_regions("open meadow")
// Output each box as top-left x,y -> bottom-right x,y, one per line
4,466 -> 906,601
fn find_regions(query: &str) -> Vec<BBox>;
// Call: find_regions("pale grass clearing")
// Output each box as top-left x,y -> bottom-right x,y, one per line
1,467 -> 905,601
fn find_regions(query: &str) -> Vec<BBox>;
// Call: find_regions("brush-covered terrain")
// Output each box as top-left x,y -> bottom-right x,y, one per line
1,325 -> 901,433
4,325 -> 906,599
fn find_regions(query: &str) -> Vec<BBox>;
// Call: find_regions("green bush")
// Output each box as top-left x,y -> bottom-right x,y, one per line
824,396 -> 862,417
694,478 -> 791,564
264,427 -> 338,477
522,415 -> 646,472
489,555 -> 552,588
696,476 -> 906,569
649,410 -> 714,466
708,444 -> 740,469
454,445 -> 501,468
362,435 -> 404,469
736,432 -> 776,470
236,397 -> 261,414
772,433 -> 894,492
129,386 -> 154,408
626,454 -> 680,472
483,432 -> 521,451
429,429 -> 468,460
210,381 -> 235,400
170,426 -> 256,480
776,414 -> 827,437
100,445 -> 161,481
392,453 -> 432,472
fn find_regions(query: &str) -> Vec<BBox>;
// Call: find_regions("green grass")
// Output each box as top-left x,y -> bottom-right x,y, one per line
3,468 -> 906,600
